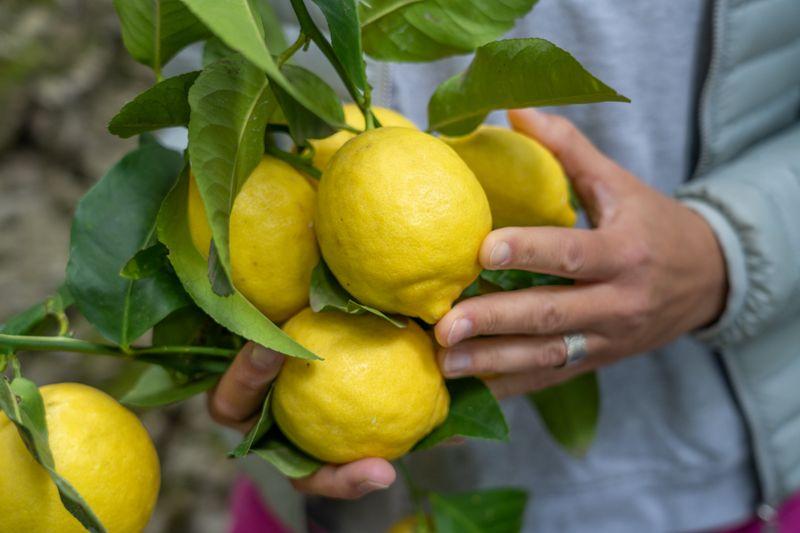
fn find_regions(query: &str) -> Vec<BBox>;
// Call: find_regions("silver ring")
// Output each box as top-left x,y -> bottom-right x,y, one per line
558,333 -> 588,368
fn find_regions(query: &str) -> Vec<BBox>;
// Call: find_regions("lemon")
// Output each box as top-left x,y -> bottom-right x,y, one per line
310,103 -> 417,171
0,383 -> 160,533
272,308 -> 449,464
444,125 -> 576,228
316,127 -> 492,323
388,515 -> 432,533
188,155 -> 319,323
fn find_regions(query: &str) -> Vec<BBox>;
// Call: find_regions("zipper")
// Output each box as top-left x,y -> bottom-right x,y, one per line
694,0 -> 726,177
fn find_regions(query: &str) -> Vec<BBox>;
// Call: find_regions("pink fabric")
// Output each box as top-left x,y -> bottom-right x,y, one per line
229,476 -> 293,533
719,492 -> 800,533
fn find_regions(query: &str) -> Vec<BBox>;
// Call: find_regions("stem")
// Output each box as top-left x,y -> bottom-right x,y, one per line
277,33 -> 309,67
0,334 -> 235,359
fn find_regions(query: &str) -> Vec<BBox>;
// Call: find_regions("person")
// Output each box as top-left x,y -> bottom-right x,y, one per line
208,1 -> 800,531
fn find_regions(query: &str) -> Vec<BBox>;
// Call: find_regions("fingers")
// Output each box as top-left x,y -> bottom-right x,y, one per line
438,334 -> 607,378
435,285 -> 612,347
481,226 -> 624,280
208,342 -> 284,429
485,367 -> 587,400
291,458 -> 396,499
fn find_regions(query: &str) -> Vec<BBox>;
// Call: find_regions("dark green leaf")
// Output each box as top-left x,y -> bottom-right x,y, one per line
430,488 -> 528,533
229,387 -> 273,457
66,144 -> 189,348
428,38 -> 630,135
108,71 -> 200,138
361,0 -> 537,62
120,242 -> 171,280
310,261 -> 407,328
187,54 -> 274,280
251,430 -> 323,478
158,164 -> 320,360
528,372 -> 600,456
152,305 -> 243,349
253,0 -> 289,51
310,0 -> 366,92
113,0 -> 209,74
180,0 -> 347,129
479,269 -> 572,292
414,377 -> 508,450
273,64 -> 344,144
265,145 -> 322,180
0,285 -> 74,349
202,37 -> 235,66
0,378 -> 107,533
139,132 -> 160,147
208,240 -> 235,296
119,365 -> 220,407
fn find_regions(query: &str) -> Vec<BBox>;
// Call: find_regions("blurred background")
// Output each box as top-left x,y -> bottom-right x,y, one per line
0,1 -> 309,530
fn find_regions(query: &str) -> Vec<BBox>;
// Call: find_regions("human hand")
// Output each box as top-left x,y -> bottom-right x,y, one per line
435,108 -> 728,398
207,342 -> 396,499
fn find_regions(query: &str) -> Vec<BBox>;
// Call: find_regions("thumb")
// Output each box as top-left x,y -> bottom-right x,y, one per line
507,109 -> 624,225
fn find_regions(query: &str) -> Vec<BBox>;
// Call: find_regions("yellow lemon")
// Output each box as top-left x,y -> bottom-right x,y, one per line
310,103 -> 417,171
444,125 -> 576,228
388,515 -> 433,533
272,308 -> 449,464
316,127 -> 492,323
0,383 -> 160,533
188,156 -> 319,323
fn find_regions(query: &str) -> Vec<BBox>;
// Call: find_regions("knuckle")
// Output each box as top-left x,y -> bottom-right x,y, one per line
542,339 -> 567,367
535,297 -> 566,333
559,237 -> 586,274
622,239 -> 652,269
477,303 -> 503,334
552,115 -> 578,143
474,345 -> 501,374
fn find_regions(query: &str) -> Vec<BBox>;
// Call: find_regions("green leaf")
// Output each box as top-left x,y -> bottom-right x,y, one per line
479,269 -> 572,292
253,0 -> 288,51
273,63 -> 344,144
202,37 -> 235,66
528,372 -> 600,456
361,0 -> 537,62
428,38 -> 630,135
0,285 -> 74,349
187,54 -> 274,283
108,71 -> 200,138
430,488 -> 528,533
208,240 -> 235,297
66,144 -> 189,348
310,0 -> 367,92
120,242 -> 171,280
414,377 -> 508,450
180,0 -> 347,129
158,164 -> 320,360
229,387 -> 274,458
265,145 -> 322,180
310,261 -> 407,328
251,430 -> 323,478
113,0 -> 210,74
119,365 -> 220,407
0,378 -> 107,532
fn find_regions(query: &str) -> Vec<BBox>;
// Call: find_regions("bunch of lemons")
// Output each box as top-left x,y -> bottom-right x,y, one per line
188,103 -> 575,465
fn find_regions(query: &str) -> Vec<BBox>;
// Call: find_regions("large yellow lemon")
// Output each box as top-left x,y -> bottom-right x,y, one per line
310,103 -> 417,171
316,127 -> 492,323
444,125 -> 576,228
272,308 -> 449,464
0,383 -> 160,532
188,155 -> 319,323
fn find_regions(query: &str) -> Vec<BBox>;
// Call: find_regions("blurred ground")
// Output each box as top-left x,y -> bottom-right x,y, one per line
0,1 -> 242,531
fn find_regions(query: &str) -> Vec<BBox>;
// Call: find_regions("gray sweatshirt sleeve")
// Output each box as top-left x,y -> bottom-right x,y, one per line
676,123 -> 800,347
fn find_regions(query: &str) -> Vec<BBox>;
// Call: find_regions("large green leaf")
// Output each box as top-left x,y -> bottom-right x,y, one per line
273,64 -> 344,144
0,378 -> 106,532
179,0 -> 347,129
428,38 -> 630,135
360,0 -> 537,62
113,0 -> 209,74
229,387 -> 274,458
251,430 -> 323,478
187,54 -> 273,284
310,0 -> 367,92
528,372 -> 600,456
66,144 -> 189,348
118,365 -> 220,408
309,261 -> 406,328
0,285 -> 73,352
414,377 -> 508,450
479,269 -> 572,291
158,164 -> 319,360
253,0 -> 288,51
108,71 -> 200,138
430,488 -> 528,533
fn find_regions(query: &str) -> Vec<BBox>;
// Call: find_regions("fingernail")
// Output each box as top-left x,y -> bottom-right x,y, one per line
357,480 -> 390,495
444,350 -> 471,376
248,345 -> 280,371
489,241 -> 511,267
446,318 -> 472,346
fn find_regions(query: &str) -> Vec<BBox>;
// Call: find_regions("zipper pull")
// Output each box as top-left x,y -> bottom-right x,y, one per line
757,502 -> 779,533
